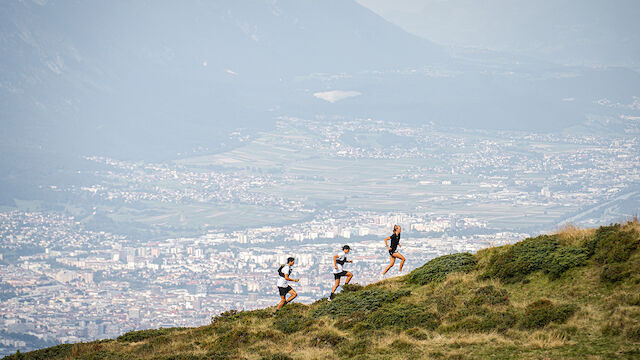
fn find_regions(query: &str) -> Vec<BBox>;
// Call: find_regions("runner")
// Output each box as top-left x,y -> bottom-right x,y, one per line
382,224 -> 405,275
274,257 -> 299,316
329,245 -> 353,300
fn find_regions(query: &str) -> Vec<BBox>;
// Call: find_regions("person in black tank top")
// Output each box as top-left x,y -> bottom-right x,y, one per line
382,224 -> 406,275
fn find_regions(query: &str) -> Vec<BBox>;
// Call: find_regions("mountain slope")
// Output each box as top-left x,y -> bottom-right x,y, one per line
5,220 -> 640,359
0,0 -> 443,159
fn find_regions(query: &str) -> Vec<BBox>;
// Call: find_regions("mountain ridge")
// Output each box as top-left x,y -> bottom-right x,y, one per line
4,219 -> 640,359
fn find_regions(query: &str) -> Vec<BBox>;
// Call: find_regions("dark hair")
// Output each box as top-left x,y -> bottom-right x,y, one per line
287,257 -> 295,263
342,245 -> 351,250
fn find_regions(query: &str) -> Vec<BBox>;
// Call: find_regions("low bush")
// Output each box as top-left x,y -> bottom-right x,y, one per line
407,253 -> 476,285
484,235 -> 558,283
205,348 -> 235,360
440,308 -> 517,333
215,327 -> 253,348
3,344 -> 74,360
592,227 -> 639,264
211,309 -> 242,325
520,299 -> 578,329
405,327 -> 430,340
546,246 -> 589,279
273,316 -> 309,334
253,329 -> 282,342
153,355 -> 206,360
367,303 -> 440,330
341,283 -> 364,293
309,330 -> 345,347
117,328 -> 185,343
584,224 -> 621,257
260,354 -> 293,360
336,338 -> 371,358
466,285 -> 510,307
312,288 -> 410,318
600,263 -> 630,284
334,311 -> 367,330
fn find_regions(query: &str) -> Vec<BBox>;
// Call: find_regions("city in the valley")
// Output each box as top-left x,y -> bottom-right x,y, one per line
1,118 -> 638,354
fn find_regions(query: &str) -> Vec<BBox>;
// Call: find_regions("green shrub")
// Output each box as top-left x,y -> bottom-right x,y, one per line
484,235 -> 558,283
117,328 -> 185,343
334,311 -> 368,330
341,283 -> 364,293
273,316 -> 305,334
3,344 -> 74,360
584,224 -> 621,257
547,246 -> 589,279
408,253 -> 476,285
367,303 -> 440,330
205,348 -> 235,360
600,263 -> 630,283
152,355 -> 206,360
260,354 -> 293,360
211,309 -> 241,324
626,326 -> 640,341
336,338 -> 371,358
272,304 -> 314,334
312,288 -> 410,318
309,331 -> 345,347
592,228 -> 639,264
466,285 -> 510,307
215,327 -> 252,348
441,307 -> 517,333
520,299 -> 578,329
405,327 -> 430,340
253,329 -> 282,342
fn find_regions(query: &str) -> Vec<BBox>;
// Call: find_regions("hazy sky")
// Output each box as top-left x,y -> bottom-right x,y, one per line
356,0 -> 640,68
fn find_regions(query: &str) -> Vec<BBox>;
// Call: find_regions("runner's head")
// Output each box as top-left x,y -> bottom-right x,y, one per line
393,224 -> 401,234
287,257 -> 295,265
342,245 -> 351,254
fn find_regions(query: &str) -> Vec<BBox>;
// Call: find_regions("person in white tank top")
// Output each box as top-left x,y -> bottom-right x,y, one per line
330,245 -> 353,300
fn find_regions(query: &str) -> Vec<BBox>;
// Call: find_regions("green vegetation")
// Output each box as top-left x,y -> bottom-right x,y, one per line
4,220 -> 640,359
116,328 -> 186,343
519,299 -> 578,329
312,287 -> 411,318
407,252 -> 476,285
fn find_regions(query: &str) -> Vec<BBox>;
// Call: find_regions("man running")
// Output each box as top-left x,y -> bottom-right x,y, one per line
274,257 -> 299,316
382,225 -> 405,275
330,245 -> 353,300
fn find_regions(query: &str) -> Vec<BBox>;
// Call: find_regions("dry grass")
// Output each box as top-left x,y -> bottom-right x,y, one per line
554,223 -> 596,246
523,329 -> 572,349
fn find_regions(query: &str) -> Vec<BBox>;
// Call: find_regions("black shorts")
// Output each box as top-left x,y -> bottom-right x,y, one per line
389,248 -> 397,256
333,271 -> 348,279
278,285 -> 292,297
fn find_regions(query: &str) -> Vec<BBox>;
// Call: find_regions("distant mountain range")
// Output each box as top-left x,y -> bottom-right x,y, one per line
1,0 -> 638,161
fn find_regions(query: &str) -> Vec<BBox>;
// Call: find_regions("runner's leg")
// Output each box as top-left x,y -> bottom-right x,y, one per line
331,278 -> 340,293
394,253 -> 406,272
345,272 -> 353,284
382,256 -> 396,275
286,288 -> 297,304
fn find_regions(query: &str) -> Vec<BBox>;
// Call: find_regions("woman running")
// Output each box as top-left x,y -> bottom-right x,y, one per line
382,224 -> 405,275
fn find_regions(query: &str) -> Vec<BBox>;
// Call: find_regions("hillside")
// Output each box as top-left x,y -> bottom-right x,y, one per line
4,220 -> 640,360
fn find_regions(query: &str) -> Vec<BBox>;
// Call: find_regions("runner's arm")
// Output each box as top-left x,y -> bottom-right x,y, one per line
384,237 -> 391,250
284,273 -> 299,282
333,254 -> 339,269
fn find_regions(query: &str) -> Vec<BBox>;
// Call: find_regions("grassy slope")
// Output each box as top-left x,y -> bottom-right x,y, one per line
4,221 -> 640,360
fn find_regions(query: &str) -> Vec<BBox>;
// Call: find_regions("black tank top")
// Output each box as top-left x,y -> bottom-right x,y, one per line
390,233 -> 400,249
